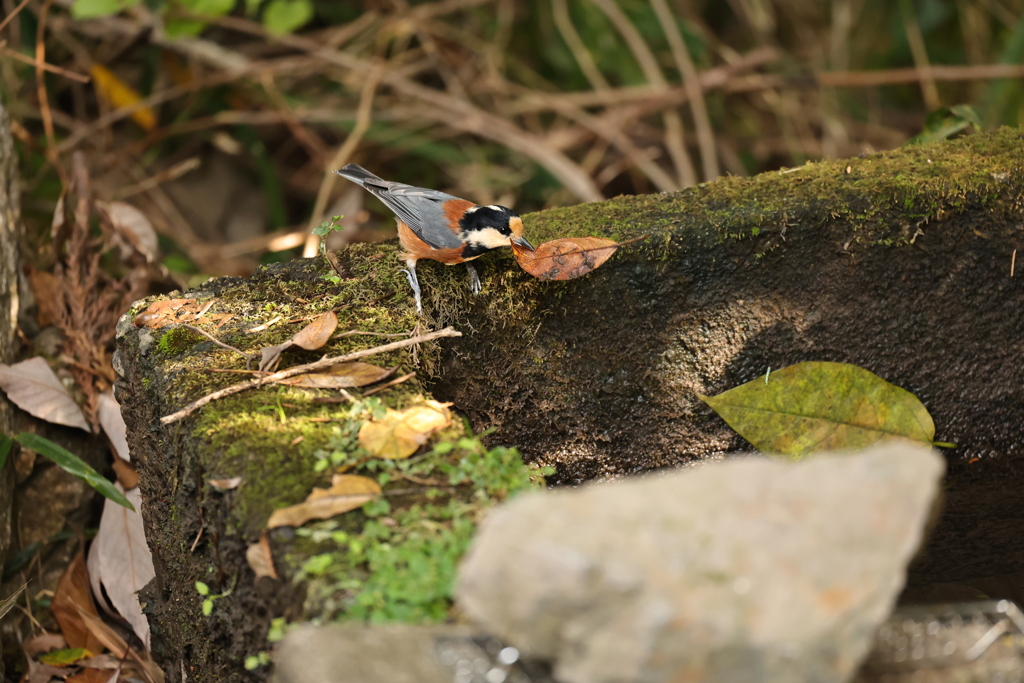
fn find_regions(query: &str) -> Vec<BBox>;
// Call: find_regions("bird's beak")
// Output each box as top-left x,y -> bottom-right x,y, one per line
512,235 -> 535,251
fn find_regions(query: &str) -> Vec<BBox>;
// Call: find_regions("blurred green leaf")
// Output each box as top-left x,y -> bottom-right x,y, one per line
699,362 -> 939,459
71,0 -> 140,19
14,433 -> 134,510
907,105 -> 982,145
181,0 -> 236,16
263,0 -> 314,35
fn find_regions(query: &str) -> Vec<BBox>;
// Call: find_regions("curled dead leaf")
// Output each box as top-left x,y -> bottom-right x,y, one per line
96,201 -> 159,264
291,311 -> 338,350
258,311 -> 339,372
266,474 -> 382,528
358,400 -> 453,460
275,362 -> 395,389
512,236 -> 620,281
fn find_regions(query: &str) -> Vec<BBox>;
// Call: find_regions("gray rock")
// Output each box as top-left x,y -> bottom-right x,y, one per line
457,444 -> 945,683
272,624 -> 477,683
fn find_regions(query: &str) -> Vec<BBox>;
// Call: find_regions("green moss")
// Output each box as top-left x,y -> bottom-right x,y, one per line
157,327 -> 205,356
286,406 -> 550,624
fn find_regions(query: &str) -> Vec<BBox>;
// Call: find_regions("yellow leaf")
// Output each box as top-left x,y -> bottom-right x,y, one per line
266,474 -> 381,528
358,400 -> 452,460
89,64 -> 157,132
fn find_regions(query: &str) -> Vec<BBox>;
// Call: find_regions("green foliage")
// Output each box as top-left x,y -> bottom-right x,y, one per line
71,0 -> 314,37
699,361 -> 951,459
71,0 -> 140,19
907,105 -> 982,145
294,403 -> 550,623
261,0 -> 314,35
14,433 -> 134,510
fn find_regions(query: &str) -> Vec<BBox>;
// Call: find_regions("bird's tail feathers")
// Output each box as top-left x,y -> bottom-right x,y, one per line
333,164 -> 383,187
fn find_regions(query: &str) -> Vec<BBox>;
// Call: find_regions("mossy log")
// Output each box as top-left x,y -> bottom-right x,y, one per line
117,128 -> 1024,682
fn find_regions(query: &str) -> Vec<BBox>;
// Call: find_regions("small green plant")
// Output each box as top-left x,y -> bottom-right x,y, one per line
195,575 -> 236,616
71,0 -> 315,38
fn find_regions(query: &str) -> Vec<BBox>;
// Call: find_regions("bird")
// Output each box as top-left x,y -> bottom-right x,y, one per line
333,164 -> 535,314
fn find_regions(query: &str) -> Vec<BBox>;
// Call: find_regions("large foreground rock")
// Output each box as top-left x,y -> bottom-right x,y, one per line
457,444 -> 945,683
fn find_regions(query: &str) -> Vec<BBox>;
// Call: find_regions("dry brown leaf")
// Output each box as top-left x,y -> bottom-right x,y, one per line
245,533 -> 279,580
275,362 -> 395,389
73,606 -> 164,683
258,311 -> 340,372
97,201 -> 159,264
358,400 -> 452,460
266,474 -> 381,528
21,659 -> 69,683
27,267 -> 61,328
132,299 -> 199,329
86,486 -> 154,649
110,458 -> 140,490
512,236 -> 619,280
208,477 -> 242,491
291,311 -> 338,350
52,550 -> 105,654
0,357 -> 90,431
97,391 -> 129,463
24,632 -> 68,659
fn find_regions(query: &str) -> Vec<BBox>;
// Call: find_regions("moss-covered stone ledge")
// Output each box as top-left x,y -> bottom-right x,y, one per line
117,128 -> 1024,682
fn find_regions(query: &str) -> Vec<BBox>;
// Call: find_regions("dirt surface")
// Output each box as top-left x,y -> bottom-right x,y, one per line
117,129 -> 1024,681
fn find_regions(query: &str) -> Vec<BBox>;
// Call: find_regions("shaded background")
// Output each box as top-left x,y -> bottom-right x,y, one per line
4,0 -> 1024,281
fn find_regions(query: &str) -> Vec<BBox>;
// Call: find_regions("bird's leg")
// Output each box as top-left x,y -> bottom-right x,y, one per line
400,258 -> 423,315
465,263 -> 481,295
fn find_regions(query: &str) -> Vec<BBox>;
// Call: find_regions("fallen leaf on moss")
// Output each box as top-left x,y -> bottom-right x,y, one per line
275,362 -> 394,389
512,236 -> 619,280
291,311 -> 338,350
133,299 -> 203,328
358,400 -> 452,459
267,474 -> 382,528
699,361 -> 940,459
258,311 -> 338,372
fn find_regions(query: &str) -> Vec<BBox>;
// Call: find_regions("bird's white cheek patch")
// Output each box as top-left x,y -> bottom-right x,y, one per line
470,227 -> 513,249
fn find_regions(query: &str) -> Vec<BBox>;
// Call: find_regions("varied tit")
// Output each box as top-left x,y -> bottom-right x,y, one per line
333,164 -> 535,314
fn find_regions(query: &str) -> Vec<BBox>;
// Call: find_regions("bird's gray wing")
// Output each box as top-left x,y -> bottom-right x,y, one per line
334,165 -> 463,250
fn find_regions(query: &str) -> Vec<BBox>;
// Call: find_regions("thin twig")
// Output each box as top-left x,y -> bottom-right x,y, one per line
900,0 -> 941,110
0,0 -> 31,33
34,0 -> 59,172
180,324 -> 252,361
650,0 -> 719,181
551,0 -> 608,91
587,0 -> 693,188
160,327 -> 461,424
0,43 -> 90,81
362,371 -> 416,396
303,64 -> 385,257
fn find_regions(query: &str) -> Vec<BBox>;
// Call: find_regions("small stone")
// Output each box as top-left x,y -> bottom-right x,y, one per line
457,443 -> 945,683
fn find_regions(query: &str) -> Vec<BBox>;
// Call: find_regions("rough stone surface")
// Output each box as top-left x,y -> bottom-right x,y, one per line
457,444 -> 945,683
272,624 -> 475,683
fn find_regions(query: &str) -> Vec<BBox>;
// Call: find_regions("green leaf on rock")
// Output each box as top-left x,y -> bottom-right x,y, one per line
14,433 -> 134,510
0,433 -> 12,471
698,361 -> 939,459
907,105 -> 982,145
